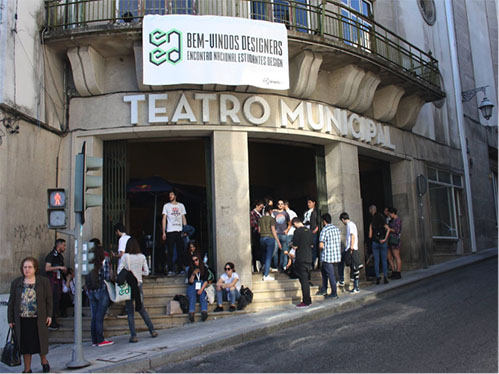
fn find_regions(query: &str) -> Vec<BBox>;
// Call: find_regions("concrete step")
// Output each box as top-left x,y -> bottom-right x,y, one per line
50,271 -> 357,344
49,308 -> 254,343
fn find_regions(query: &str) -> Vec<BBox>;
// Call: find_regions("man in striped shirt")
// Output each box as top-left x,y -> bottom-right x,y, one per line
317,213 -> 342,299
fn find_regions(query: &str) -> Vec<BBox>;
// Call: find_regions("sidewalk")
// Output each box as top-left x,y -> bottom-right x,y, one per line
1,247 -> 496,373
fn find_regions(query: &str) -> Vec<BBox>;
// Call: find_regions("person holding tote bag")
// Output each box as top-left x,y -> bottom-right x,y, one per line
86,246 -> 113,347
8,257 -> 52,373
117,237 -> 158,343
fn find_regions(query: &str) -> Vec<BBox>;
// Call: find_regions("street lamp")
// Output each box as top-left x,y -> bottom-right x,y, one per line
462,85 -> 495,120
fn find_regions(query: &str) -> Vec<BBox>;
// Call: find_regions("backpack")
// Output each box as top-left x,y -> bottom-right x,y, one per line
240,286 -> 253,303
237,286 -> 253,310
173,294 -> 189,314
85,269 -> 100,291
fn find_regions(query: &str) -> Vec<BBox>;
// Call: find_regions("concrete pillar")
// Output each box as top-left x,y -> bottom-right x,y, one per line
212,131 -> 252,287
324,142 -> 364,276
390,159 -> 423,270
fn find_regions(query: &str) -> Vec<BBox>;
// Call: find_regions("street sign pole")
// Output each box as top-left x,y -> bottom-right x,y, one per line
67,211 -> 90,369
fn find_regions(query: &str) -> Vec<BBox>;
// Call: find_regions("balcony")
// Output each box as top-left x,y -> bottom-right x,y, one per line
44,0 -> 445,113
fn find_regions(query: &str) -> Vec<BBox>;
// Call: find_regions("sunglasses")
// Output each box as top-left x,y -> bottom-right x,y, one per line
193,258 -> 199,262
225,267 -> 232,271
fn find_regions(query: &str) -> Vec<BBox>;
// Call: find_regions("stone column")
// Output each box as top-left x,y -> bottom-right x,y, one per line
212,131 -> 252,287
324,142 -> 364,278
390,159 -> 425,269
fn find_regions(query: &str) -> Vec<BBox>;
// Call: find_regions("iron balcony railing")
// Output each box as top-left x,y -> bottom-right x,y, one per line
45,0 -> 441,91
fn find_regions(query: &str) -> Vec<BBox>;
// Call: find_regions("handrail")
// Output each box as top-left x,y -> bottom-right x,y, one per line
44,0 -> 441,90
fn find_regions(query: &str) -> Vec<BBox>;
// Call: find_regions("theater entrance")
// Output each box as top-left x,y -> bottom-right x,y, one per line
358,155 -> 393,276
248,140 -> 327,219
103,138 -> 212,274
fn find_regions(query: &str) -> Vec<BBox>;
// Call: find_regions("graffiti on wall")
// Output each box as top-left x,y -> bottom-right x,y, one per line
12,224 -> 52,264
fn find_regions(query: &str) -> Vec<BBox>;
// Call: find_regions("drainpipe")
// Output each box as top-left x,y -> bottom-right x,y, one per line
444,0 -> 477,253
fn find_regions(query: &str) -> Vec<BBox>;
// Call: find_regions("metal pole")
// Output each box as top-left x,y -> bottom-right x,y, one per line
444,0 -> 477,253
152,194 -> 158,275
67,212 -> 90,369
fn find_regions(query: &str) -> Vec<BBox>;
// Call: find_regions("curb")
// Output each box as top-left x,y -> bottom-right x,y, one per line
82,248 -> 497,373
2,249 -> 495,373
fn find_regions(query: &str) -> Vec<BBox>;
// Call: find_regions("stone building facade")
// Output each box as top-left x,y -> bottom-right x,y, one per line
0,0 -> 497,294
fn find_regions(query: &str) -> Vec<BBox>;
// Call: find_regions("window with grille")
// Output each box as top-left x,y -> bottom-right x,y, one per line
427,167 -> 463,239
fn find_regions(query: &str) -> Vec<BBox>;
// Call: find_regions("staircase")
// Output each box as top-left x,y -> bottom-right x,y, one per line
48,270 -> 354,343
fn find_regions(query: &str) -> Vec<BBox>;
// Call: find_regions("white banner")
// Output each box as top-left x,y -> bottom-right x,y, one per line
142,15 -> 289,90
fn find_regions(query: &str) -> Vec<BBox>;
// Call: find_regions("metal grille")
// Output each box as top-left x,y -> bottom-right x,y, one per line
103,140 -> 127,252
44,0 -> 442,91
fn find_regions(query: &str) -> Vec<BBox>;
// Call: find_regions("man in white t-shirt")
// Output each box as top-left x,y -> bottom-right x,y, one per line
339,212 -> 362,294
114,223 -> 130,268
161,190 -> 187,275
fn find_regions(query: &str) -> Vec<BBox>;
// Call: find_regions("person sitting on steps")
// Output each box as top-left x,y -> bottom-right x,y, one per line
214,262 -> 241,312
186,255 -> 209,323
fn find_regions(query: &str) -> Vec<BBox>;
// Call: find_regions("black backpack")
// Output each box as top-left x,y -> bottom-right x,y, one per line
85,269 -> 100,291
174,294 -> 189,314
237,286 -> 253,310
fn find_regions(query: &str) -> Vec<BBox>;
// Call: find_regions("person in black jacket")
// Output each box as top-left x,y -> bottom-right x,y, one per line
291,217 -> 313,308
186,255 -> 209,323
303,197 -> 320,270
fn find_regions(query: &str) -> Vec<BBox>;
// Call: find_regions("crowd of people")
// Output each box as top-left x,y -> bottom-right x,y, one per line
6,186 -> 402,373
250,197 -> 403,307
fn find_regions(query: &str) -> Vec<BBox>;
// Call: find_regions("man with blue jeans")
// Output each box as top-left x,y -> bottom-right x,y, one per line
272,200 -> 291,271
317,213 -> 342,299
258,205 -> 281,281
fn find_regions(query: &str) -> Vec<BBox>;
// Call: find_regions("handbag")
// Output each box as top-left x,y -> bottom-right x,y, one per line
104,280 -> 131,303
117,254 -> 131,286
1,327 -> 21,367
389,235 -> 401,246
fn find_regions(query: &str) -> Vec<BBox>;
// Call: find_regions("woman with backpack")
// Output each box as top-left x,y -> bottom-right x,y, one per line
86,246 -> 112,347
369,212 -> 390,284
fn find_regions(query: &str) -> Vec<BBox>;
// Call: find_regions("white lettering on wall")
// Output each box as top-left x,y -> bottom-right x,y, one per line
306,103 -> 324,131
172,93 -> 196,123
281,101 -> 305,129
244,96 -> 270,125
194,93 -> 216,123
149,94 -> 168,123
220,94 -> 241,124
123,95 -> 146,125
123,93 -> 396,150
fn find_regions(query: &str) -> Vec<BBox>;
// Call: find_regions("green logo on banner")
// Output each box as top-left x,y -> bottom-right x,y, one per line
149,28 -> 182,66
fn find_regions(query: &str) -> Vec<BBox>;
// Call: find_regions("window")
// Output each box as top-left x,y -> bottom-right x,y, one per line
340,0 -> 373,48
428,167 -> 463,239
117,0 -> 194,21
417,0 -> 436,26
251,1 -> 309,32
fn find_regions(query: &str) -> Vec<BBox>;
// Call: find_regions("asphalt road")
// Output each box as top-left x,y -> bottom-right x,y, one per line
155,258 -> 498,373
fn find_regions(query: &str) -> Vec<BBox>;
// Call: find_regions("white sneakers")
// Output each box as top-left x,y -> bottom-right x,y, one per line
262,275 -> 275,281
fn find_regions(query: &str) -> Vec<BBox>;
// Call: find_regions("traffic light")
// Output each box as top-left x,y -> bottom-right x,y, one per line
47,188 -> 67,229
81,242 -> 95,275
74,142 -> 103,224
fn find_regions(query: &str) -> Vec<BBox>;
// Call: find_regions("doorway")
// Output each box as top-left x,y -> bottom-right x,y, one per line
248,140 -> 326,218
103,138 -> 212,274
359,155 -> 393,276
